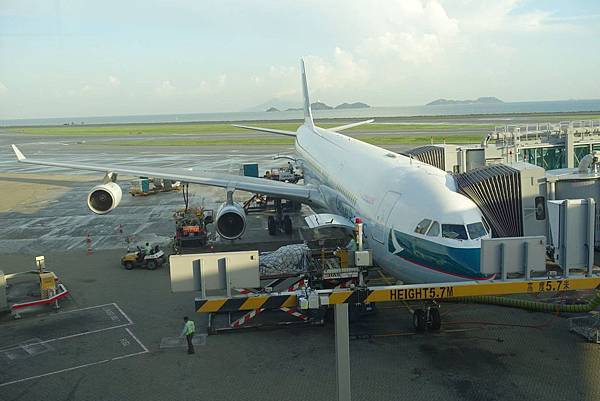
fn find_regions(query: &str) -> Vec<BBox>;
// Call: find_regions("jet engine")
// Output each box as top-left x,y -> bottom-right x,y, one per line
216,202 -> 246,240
87,182 -> 122,214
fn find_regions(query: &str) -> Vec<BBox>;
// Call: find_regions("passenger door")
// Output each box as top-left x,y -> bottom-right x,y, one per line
372,191 -> 401,244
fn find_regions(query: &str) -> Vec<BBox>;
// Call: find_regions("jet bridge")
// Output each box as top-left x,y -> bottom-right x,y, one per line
406,120 -> 600,174
453,161 -> 547,238
403,144 -> 458,172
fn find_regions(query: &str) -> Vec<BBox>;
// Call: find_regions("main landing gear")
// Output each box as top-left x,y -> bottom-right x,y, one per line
412,302 -> 442,332
267,198 -> 294,236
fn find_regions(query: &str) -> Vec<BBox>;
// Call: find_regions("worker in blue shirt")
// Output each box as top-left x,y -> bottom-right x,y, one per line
180,316 -> 196,354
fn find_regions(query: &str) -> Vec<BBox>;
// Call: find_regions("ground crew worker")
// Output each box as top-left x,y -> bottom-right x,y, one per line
180,316 -> 195,354
144,242 -> 152,255
346,235 -> 358,267
346,235 -> 358,251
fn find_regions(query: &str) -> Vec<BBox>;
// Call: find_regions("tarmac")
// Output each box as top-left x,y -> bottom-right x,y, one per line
1,120 -> 600,401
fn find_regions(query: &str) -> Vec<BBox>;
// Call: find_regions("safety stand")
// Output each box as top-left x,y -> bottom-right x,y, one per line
335,303 -> 351,401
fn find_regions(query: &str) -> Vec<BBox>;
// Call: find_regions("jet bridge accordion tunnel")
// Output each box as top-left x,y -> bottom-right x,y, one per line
454,163 -> 548,238
406,144 -> 548,239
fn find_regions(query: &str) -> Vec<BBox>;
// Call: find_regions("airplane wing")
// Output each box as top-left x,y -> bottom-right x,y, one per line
232,125 -> 296,137
11,145 -> 323,205
329,119 -> 374,132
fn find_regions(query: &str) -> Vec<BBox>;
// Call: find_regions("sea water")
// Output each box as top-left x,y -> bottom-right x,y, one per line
2,99 -> 600,127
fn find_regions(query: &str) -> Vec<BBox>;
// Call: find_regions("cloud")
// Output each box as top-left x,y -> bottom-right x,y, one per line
247,47 -> 369,104
269,65 -> 296,80
216,74 -> 227,88
188,74 -> 229,96
360,32 -> 442,64
447,0 -> 558,33
154,80 -> 177,96
337,0 -> 460,64
108,75 -> 121,87
0,82 -> 7,95
305,47 -> 369,91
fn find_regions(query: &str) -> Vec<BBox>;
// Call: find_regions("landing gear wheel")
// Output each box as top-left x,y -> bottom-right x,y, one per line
267,216 -> 277,236
413,309 -> 426,333
428,308 -> 441,331
146,260 -> 157,270
283,215 -> 293,235
124,261 -> 134,270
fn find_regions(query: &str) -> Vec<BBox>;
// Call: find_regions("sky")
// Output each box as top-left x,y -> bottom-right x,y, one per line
1,0 -> 600,119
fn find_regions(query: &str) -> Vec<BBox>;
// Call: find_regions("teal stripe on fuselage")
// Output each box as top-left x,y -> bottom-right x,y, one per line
388,229 -> 485,279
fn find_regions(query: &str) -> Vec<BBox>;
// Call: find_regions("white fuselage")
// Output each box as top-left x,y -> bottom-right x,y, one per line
294,124 -> 492,283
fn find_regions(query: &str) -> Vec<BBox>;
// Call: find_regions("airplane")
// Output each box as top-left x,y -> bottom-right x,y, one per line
11,59 -> 492,289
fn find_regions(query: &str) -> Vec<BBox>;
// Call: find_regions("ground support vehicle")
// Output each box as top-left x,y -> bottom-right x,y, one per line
173,207 -> 214,252
121,245 -> 166,270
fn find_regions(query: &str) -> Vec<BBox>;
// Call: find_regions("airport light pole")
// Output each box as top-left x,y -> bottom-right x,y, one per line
335,303 -> 351,401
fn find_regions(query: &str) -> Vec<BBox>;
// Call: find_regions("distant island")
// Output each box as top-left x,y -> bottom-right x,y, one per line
311,101 -> 333,110
266,101 -> 370,112
426,97 -> 504,106
335,102 -> 370,110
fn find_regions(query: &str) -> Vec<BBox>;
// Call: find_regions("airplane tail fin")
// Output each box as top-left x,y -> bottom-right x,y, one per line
300,58 -> 314,127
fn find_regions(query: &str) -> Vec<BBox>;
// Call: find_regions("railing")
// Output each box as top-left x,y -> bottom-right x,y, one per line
489,120 -> 600,145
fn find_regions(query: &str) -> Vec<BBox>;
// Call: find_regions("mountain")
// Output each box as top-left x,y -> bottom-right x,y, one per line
244,98 -> 300,112
426,97 -> 504,106
311,101 -> 333,110
255,100 -> 370,112
334,102 -> 370,110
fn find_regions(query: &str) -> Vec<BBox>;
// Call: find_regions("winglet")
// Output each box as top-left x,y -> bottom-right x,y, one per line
300,58 -> 314,127
11,144 -> 26,161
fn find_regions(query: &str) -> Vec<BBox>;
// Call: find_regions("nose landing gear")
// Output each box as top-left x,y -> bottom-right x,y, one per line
412,302 -> 442,332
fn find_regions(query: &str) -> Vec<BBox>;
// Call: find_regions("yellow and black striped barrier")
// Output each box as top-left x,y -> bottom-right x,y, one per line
195,277 -> 600,313
196,294 -> 297,313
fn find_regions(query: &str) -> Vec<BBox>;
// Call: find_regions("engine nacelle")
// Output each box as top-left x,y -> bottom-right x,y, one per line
87,182 -> 123,214
216,202 -> 246,240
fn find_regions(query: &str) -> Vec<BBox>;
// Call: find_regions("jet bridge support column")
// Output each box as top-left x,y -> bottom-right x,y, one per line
335,303 -> 351,401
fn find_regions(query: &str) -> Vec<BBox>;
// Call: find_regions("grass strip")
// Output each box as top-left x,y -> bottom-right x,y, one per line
90,134 -> 483,147
9,122 -> 492,136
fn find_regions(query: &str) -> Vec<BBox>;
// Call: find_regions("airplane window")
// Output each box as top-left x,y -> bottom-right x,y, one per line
482,218 -> 491,234
441,224 -> 468,240
467,222 -> 487,239
426,221 -> 440,236
414,219 -> 432,234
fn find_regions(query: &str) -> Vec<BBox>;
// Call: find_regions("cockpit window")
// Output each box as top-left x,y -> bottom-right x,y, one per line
467,222 -> 487,239
414,219 -> 432,235
482,219 -> 491,235
426,221 -> 440,237
442,224 -> 468,240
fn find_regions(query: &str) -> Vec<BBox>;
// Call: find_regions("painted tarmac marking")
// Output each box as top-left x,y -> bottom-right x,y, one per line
103,307 -> 120,321
0,339 -> 54,362
0,328 -> 149,388
125,328 -> 149,353
58,302 -> 118,314
43,323 -> 132,344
